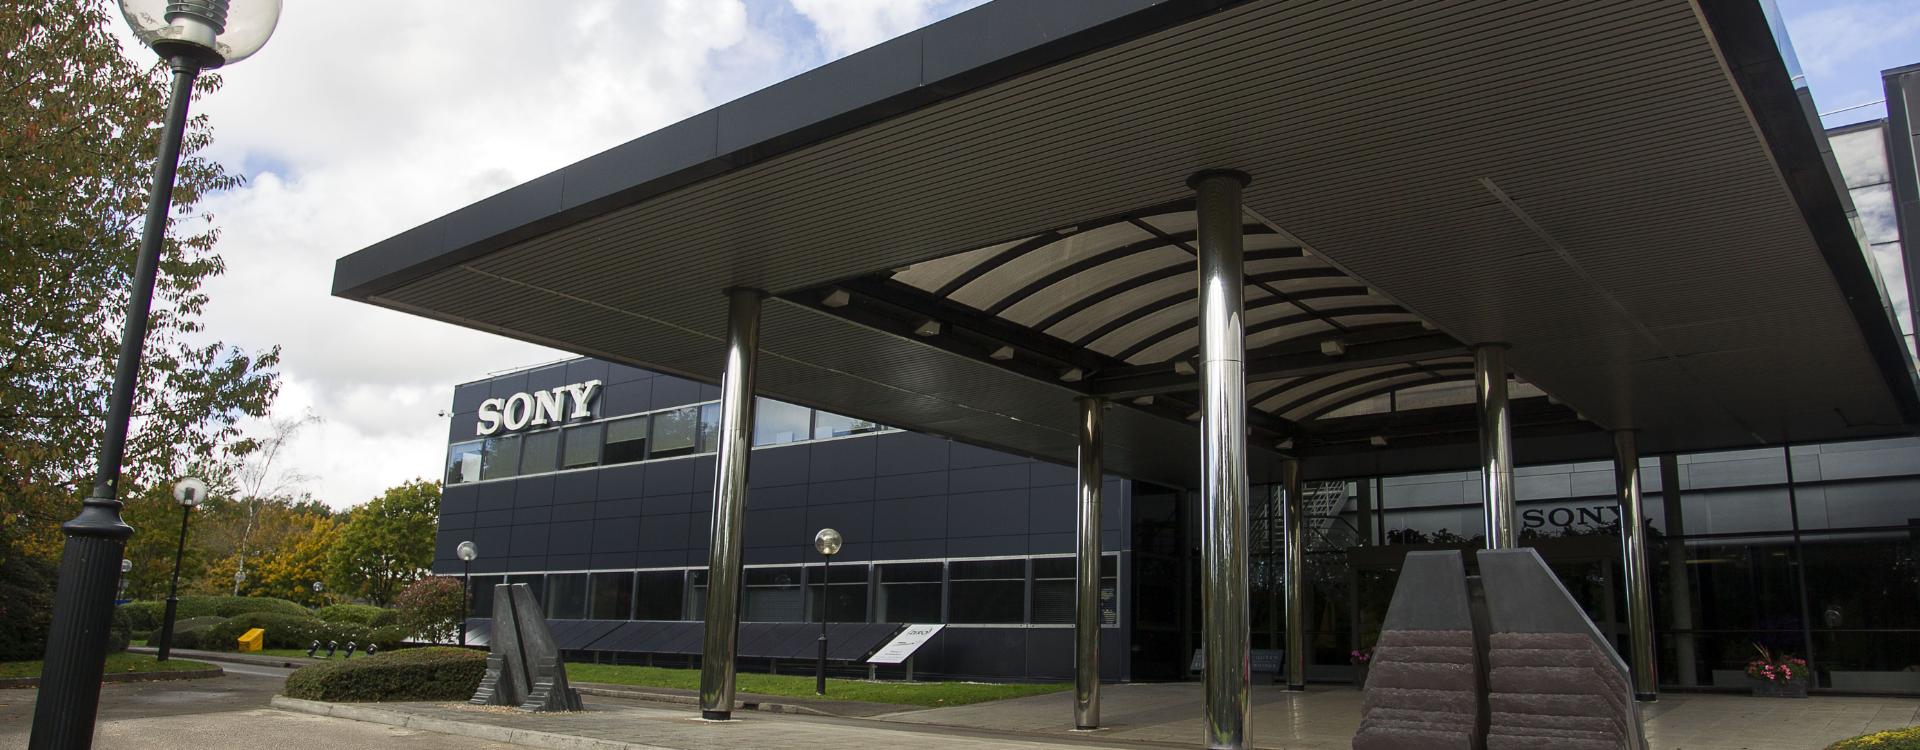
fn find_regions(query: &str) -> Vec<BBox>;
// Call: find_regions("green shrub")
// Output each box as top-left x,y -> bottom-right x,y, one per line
395,577 -> 465,643
0,554 -> 57,661
119,600 -> 165,631
107,605 -> 131,654
202,612 -> 401,653
315,604 -> 393,627
283,646 -> 485,702
166,616 -> 229,650
1829,727 -> 1920,749
131,629 -> 152,642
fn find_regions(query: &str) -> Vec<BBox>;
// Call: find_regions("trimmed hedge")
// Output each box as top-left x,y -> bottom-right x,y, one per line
282,646 -> 486,702
201,612 -> 402,653
119,596 -> 309,631
315,604 -> 397,628
0,554 -> 57,661
107,605 -> 130,654
163,616 -> 229,650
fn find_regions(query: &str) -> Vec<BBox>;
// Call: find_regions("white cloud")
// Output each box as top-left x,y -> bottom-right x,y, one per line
153,0 -> 994,510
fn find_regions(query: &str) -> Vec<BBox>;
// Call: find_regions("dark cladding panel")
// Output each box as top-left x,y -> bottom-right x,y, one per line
939,628 -> 1025,680
1029,461 -> 1075,488
453,383 -> 490,414
875,471 -> 947,500
526,364 -> 568,394
950,465 -> 1028,494
478,481 -> 516,511
809,436 -> 878,482
875,432 -> 949,475
565,358 -> 611,387
606,362 -> 650,384
475,509 -> 513,528
749,443 -> 810,487
947,488 -> 1028,537
948,535 -> 1028,558
637,513 -> 691,551
644,459 -> 695,495
597,463 -> 645,500
511,507 -> 551,526
554,471 -> 598,504
642,493 -> 694,516
509,524 -> 550,557
602,379 -> 652,417
807,478 -> 874,506
744,507 -> 808,548
514,475 -> 556,508
873,496 -> 947,541
489,373 -> 528,400
1027,484 -> 1074,534
441,512 -> 475,531
594,498 -> 641,519
748,484 -> 807,510
443,485 -> 479,514
548,520 -> 594,551
592,517 -> 640,553
950,441 -> 1027,469
1028,532 -> 1072,555
873,540 -> 943,560
807,503 -> 873,544
550,502 -> 594,523
650,376 -> 701,409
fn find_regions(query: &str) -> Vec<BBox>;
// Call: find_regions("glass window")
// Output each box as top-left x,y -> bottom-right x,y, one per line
754,398 -> 811,446
1030,556 -> 1119,625
807,564 -> 869,623
687,569 -> 708,621
479,436 -> 522,481
589,571 -> 634,620
562,423 -> 603,469
634,570 -> 685,621
743,567 -> 803,622
698,403 -> 721,454
546,573 -> 588,620
650,407 -> 699,459
604,416 -> 649,464
948,559 -> 1026,624
468,575 -> 505,619
519,430 -> 560,475
506,574 -> 545,607
877,562 -> 943,624
813,411 -> 882,440
446,441 -> 484,485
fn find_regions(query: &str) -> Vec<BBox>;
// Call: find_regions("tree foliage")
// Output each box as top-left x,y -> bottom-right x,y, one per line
326,480 -> 439,607
0,0 -> 280,560
395,576 -> 466,644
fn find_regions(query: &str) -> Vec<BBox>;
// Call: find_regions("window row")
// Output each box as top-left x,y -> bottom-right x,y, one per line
463,555 -> 1119,626
447,398 -> 885,485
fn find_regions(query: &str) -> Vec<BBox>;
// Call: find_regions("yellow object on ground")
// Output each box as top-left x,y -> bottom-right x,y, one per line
237,628 -> 264,652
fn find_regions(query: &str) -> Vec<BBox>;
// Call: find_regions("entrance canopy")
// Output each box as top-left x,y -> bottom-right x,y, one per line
335,0 -> 1918,488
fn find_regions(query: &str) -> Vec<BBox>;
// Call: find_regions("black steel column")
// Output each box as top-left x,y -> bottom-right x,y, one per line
155,505 -> 192,662
31,55 -> 201,750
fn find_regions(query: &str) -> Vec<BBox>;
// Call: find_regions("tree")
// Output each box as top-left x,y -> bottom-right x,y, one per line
247,514 -> 340,607
394,576 -> 465,644
327,480 -> 439,607
0,0 -> 280,561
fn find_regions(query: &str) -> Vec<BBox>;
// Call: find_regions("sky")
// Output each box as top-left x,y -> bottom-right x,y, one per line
146,0 -> 1917,510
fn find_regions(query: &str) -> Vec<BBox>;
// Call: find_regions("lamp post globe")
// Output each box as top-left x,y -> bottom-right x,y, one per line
456,542 -> 479,647
812,528 -> 842,695
173,477 -> 207,508
32,3 -> 280,747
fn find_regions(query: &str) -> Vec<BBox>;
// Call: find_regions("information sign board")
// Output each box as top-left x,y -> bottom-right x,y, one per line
868,624 -> 944,664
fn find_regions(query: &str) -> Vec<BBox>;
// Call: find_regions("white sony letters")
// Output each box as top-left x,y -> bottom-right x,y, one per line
475,379 -> 602,436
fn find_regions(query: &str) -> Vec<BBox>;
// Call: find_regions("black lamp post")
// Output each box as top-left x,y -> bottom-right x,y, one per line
456,541 -> 479,647
812,528 -> 842,696
32,4 -> 278,747
155,476 -> 205,663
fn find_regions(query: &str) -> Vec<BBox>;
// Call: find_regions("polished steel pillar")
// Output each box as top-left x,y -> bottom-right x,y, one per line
699,288 -> 762,720
1661,454 -> 1697,686
1281,459 -> 1306,692
1474,344 -> 1517,549
1192,169 -> 1251,750
1615,431 -> 1657,701
1074,396 -> 1105,730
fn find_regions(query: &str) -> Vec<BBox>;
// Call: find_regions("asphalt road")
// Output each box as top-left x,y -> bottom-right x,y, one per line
0,659 -> 519,750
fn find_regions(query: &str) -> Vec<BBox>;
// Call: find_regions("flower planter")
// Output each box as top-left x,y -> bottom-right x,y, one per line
1751,678 -> 1809,698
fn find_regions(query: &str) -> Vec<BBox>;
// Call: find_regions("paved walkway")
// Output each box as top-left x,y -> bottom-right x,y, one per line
270,682 -> 1920,750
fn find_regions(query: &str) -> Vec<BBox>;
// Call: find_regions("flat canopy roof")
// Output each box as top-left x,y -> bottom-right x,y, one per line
337,0 -> 1918,488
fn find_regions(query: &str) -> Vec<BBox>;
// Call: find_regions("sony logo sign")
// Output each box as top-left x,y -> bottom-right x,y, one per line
477,380 -> 601,436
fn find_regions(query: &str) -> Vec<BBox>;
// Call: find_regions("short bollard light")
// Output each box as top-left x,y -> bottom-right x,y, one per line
305,641 -> 320,658
343,642 -> 357,659
365,644 -> 378,658
325,641 -> 339,659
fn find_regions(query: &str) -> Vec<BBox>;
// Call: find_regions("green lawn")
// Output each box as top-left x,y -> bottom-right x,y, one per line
563,662 -> 1069,708
0,652 -> 214,680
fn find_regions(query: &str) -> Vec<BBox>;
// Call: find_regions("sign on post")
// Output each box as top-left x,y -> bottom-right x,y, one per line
867,624 -> 943,664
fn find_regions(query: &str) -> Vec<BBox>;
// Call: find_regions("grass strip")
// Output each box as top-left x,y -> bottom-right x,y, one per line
564,662 -> 1068,708
0,652 -> 215,680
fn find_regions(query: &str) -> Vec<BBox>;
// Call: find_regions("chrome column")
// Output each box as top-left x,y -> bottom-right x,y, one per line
1615,430 -> 1657,701
1192,169 -> 1251,750
699,288 -> 762,720
1474,344 -> 1517,549
1074,396 -> 1105,730
1282,459 -> 1306,691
